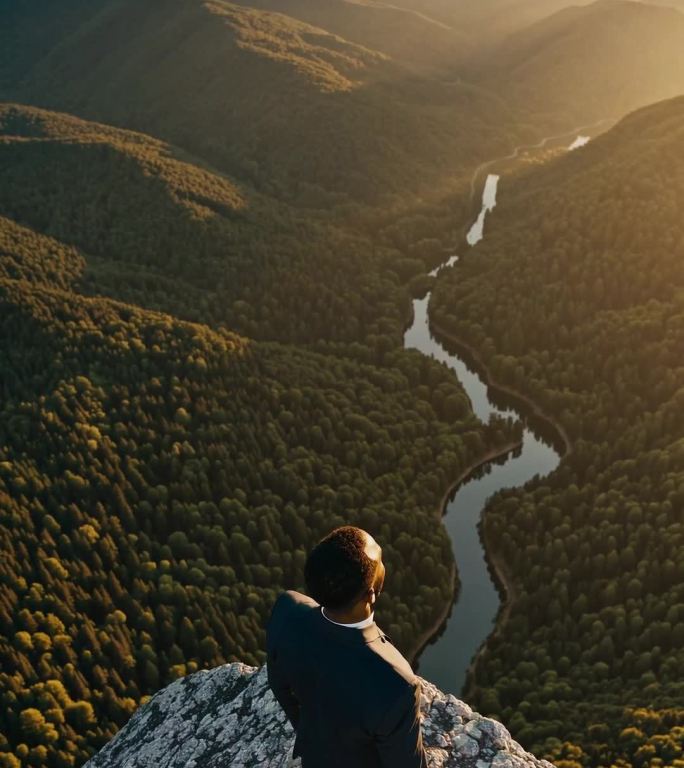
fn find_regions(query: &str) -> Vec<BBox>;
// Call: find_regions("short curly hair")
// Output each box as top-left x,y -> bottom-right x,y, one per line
304,526 -> 378,610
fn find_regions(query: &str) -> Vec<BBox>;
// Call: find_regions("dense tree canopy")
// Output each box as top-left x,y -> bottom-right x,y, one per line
0,216 -> 518,765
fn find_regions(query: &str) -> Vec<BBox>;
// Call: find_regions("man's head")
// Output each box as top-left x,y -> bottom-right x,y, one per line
304,526 -> 385,613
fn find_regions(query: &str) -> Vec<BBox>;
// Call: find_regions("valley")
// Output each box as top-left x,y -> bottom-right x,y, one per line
0,1 -> 683,767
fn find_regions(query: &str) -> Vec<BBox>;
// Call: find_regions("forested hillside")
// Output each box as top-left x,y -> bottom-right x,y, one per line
473,0 -> 684,127
0,103 -> 417,347
430,96 -> 684,768
230,0 -> 469,71
7,0 -> 682,215
0,0 -> 522,208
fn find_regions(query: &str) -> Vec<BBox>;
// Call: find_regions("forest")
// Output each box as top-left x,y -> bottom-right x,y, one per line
0,267 -> 518,765
430,96 -> 684,768
0,103 -> 420,350
1,0 -> 684,767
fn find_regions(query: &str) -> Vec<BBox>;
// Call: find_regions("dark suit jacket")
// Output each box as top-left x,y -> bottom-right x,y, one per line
266,590 -> 428,768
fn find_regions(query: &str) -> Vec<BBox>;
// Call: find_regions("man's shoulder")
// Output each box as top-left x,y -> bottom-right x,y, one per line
282,589 -> 319,607
274,589 -> 319,615
267,589 -> 318,637
364,635 -> 418,690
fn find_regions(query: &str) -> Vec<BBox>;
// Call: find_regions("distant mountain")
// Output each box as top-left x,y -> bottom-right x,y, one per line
230,0 -> 469,71
430,94 -> 684,766
1,0 -> 523,208
0,0 -> 107,89
352,0 -> 456,24
339,0 -> 591,39
473,0 -> 684,126
367,0 -> 684,30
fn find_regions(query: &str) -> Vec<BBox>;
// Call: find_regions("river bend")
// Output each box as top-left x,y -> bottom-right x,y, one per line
403,126 -> 604,694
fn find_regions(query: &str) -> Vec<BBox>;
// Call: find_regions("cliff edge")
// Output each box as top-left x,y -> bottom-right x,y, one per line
83,663 -> 557,768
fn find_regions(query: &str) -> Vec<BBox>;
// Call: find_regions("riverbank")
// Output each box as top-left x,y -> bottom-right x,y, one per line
427,316 -> 574,697
429,318 -> 572,456
407,436 -> 523,666
462,529 -> 517,700
468,117 -> 614,201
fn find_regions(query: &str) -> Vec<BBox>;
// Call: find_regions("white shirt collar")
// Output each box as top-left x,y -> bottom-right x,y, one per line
320,606 -> 374,629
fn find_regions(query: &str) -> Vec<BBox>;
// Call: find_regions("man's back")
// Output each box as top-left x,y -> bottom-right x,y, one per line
266,589 -> 428,768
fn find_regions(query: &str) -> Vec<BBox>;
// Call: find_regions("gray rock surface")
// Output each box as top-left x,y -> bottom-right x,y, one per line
84,663 -> 557,768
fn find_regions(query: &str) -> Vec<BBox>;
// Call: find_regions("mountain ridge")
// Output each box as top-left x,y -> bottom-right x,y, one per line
472,0 -> 684,126
0,0 -> 526,206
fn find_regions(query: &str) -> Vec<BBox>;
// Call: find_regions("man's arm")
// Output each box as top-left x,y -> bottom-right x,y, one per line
265,594 -> 301,729
375,680 -> 428,768
266,646 -> 301,729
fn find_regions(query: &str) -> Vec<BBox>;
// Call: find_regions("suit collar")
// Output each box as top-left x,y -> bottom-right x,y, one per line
312,604 -> 387,646
320,606 -> 375,629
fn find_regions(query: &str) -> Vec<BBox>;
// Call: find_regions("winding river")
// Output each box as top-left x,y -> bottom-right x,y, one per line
404,124 -> 608,696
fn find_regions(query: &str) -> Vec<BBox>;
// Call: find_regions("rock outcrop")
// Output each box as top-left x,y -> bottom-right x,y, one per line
84,663 -> 556,768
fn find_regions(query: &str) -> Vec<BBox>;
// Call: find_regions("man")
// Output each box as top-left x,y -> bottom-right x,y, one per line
266,525 -> 429,768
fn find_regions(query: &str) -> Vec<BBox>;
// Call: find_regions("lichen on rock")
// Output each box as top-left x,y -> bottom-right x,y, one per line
84,664 -> 557,768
